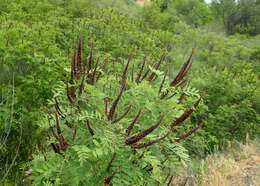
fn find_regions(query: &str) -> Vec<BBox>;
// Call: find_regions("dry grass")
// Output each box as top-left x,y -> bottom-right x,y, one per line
199,141 -> 260,186
171,140 -> 260,186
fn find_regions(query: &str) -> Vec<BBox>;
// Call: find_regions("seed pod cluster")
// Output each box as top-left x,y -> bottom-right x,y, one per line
54,38 -> 201,158
48,103 -> 69,154
66,36 -> 103,103
170,48 -> 195,87
125,116 -> 163,145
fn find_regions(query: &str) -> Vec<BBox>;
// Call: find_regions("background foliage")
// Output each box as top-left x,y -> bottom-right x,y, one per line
0,0 -> 259,185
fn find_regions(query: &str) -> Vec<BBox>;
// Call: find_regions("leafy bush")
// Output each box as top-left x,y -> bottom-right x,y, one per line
1,0 -> 259,185
29,38 -> 202,185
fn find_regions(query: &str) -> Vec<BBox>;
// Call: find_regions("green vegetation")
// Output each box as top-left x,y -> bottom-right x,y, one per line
211,0 -> 260,35
0,0 -> 259,185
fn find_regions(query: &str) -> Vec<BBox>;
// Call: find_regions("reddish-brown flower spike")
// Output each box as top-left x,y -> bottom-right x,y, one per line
140,68 -> 150,82
76,35 -> 83,80
172,97 -> 201,128
55,112 -> 61,135
107,56 -> 132,120
131,131 -> 170,149
66,80 -> 76,103
104,97 -> 110,118
112,105 -> 132,124
135,56 -> 146,83
178,79 -> 188,89
104,172 -> 116,186
121,54 -> 132,83
71,50 -> 76,80
131,63 -> 135,82
126,109 -> 143,136
54,97 -> 63,116
51,143 -> 61,154
73,126 -> 77,140
68,49 -> 77,102
125,116 -> 163,145
171,107 -> 195,128
170,48 -> 195,87
58,134 -> 69,151
107,82 -> 126,121
174,124 -> 203,142
139,57 -> 151,82
106,153 -> 116,172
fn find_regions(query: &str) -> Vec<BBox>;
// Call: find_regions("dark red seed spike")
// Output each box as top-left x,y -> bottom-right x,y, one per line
148,54 -> 165,82
54,97 -> 63,116
175,124 -> 203,142
106,153 -> 116,172
175,60 -> 192,86
131,131 -> 170,149
107,82 -> 125,121
131,63 -> 135,82
125,116 -> 164,145
122,55 -> 132,82
51,143 -> 61,154
66,82 -> 72,103
170,48 -> 195,87
104,97 -> 110,118
55,112 -> 61,135
71,49 -> 76,80
140,68 -> 150,82
50,126 -> 59,140
73,126 -> 77,140
68,47 -> 78,102
104,172 -> 116,186
171,107 -> 195,128
111,105 -> 132,124
126,109 -> 143,136
66,80 -> 76,103
107,56 -> 131,121
166,92 -> 177,100
59,134 -> 69,151
135,56 -> 146,83
176,79 -> 188,89
169,65 -> 186,87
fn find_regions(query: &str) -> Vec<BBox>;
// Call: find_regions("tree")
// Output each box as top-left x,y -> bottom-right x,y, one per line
211,0 -> 260,35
